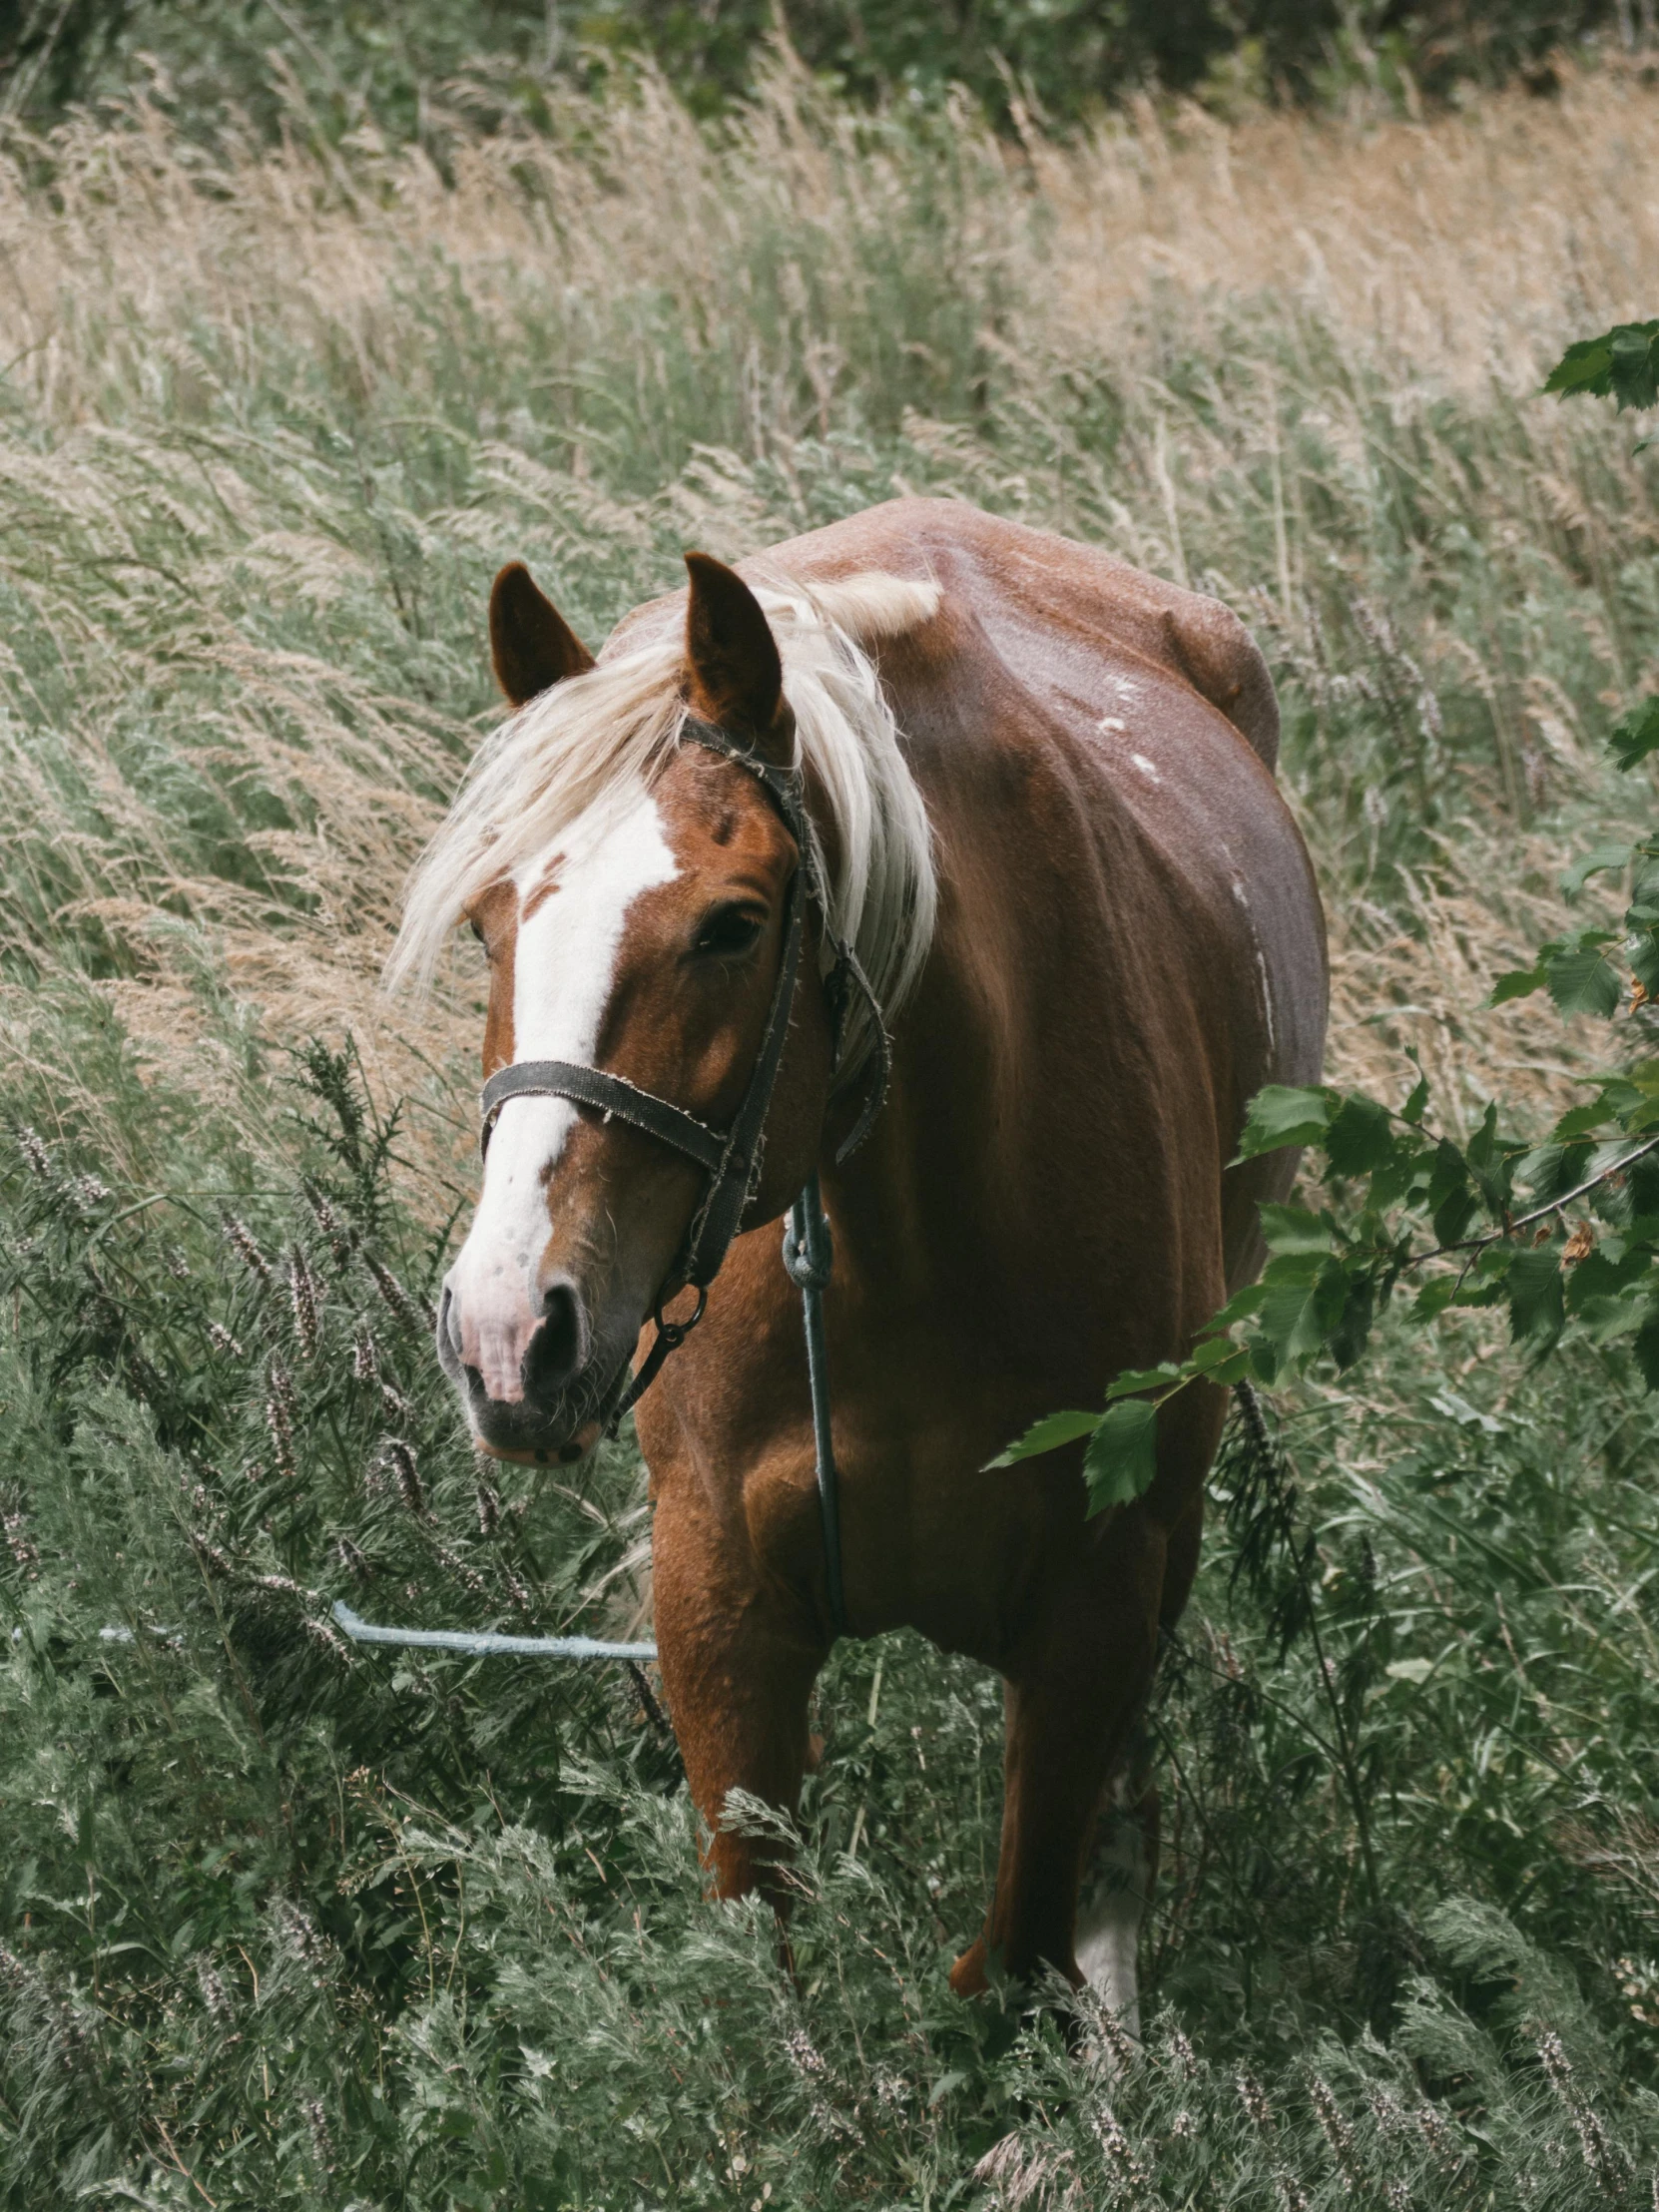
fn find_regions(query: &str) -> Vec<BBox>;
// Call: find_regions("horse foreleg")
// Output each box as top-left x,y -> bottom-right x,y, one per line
1073,1486 -> 1200,2030
949,1510 -> 1168,2000
651,1503 -> 823,1905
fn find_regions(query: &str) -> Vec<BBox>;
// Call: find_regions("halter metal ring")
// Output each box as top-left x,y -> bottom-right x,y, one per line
653,1282 -> 707,1351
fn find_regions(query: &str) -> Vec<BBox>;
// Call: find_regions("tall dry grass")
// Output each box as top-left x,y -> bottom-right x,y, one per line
3,59 -> 1657,1185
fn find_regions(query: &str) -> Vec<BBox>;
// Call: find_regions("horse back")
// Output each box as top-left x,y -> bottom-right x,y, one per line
763,496 -> 1281,773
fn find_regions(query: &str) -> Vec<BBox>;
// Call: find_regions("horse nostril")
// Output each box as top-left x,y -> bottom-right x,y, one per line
522,1281 -> 584,1402
435,1282 -> 465,1378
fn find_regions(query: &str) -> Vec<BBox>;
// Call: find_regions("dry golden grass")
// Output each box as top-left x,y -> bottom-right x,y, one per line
1044,64 -> 1659,395
3,61 -> 1656,1187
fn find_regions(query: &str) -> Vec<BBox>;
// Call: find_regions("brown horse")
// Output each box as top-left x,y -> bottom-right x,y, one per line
391,497 -> 1327,2019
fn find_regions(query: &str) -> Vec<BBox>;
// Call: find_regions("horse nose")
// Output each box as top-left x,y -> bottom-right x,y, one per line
437,1270 -> 587,1410
521,1279 -> 586,1404
435,1279 -> 465,1381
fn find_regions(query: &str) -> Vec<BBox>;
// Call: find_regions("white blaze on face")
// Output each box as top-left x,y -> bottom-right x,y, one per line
450,784 -> 679,1402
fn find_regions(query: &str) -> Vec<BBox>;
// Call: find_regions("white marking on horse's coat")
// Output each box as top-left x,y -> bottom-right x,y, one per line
1256,948 -> 1278,1053
1075,1897 -> 1143,2036
1098,715 -> 1127,734
1223,861 -> 1276,1051
448,786 -> 678,1401
1130,753 -> 1161,784
1076,1788 -> 1151,2036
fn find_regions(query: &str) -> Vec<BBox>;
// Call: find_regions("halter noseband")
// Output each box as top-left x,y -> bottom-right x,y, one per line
476,715 -> 890,1432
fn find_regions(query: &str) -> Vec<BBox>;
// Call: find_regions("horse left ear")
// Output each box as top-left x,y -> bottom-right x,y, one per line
684,552 -> 792,762
489,562 -> 596,707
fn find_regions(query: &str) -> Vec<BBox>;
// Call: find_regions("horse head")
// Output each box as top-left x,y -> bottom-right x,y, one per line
433,554 -> 838,1464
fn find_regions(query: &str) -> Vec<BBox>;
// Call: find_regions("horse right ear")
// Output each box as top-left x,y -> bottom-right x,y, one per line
488,563 -> 595,706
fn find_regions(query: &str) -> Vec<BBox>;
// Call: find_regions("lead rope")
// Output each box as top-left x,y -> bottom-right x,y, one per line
781,1171 -> 847,1640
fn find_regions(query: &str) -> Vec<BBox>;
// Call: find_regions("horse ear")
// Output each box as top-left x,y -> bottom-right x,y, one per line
683,552 -> 790,759
489,563 -> 595,707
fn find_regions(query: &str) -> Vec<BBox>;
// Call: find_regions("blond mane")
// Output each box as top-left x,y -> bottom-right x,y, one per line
387,570 -> 940,1081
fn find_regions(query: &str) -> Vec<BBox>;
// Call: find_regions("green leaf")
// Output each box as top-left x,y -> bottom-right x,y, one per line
1560,841 -> 1633,898
1610,697 -> 1659,772
1566,1243 -> 1647,1312
1428,1138 -> 1479,1246
1630,931 -> 1659,998
983,1409 -> 1100,1469
1253,1270 -> 1327,1366
1551,1106 -> 1610,1141
1198,1281 -> 1269,1335
1430,1188 -> 1478,1248
1506,1245 -> 1565,1353
1327,1266 -> 1376,1370
1233,1084 -> 1336,1162
1082,1399 -> 1159,1516
1325,1093 -> 1398,1177
1544,321 -> 1659,411
1401,1070 -> 1429,1125
1634,1302 -> 1659,1390
1411,1277 -> 1459,1322
1257,1203 -> 1333,1256
1190,1333 -> 1249,1379
1580,1292 -> 1648,1345
1103,1361 -> 1183,1401
1546,944 -> 1621,1019
1626,854 -> 1659,924
1490,963 -> 1547,1006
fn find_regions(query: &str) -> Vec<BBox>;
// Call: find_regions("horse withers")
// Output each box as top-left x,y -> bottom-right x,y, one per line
391,498 -> 1328,2023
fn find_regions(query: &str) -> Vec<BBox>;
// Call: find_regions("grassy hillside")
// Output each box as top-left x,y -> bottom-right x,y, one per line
5,58 -> 1659,2207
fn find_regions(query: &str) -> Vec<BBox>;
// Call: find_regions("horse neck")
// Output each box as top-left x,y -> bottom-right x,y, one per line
819,831 -> 1020,1286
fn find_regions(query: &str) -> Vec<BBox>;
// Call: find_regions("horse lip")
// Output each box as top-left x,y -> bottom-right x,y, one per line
475,1420 -> 602,1467
461,1338 -> 637,1464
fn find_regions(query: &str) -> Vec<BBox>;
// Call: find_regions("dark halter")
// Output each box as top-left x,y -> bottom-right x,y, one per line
475,715 -> 891,1636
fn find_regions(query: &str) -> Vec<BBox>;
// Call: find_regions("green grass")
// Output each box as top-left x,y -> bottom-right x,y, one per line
5,64 -> 1659,2209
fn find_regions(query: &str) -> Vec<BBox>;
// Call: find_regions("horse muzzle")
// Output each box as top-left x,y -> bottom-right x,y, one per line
436,1273 -> 623,1465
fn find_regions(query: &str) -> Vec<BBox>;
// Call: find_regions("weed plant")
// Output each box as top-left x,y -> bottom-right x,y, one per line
4,58 -> 1659,2210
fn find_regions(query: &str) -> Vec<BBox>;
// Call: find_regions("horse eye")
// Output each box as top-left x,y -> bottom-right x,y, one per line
694,904 -> 765,958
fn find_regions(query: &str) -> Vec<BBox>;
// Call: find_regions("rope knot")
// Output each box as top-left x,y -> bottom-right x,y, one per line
782,1211 -> 833,1294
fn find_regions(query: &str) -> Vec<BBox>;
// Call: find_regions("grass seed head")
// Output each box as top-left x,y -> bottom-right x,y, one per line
222,1214 -> 273,1288
386,1438 -> 424,1516
265,1360 -> 297,1481
365,1254 -> 428,1337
